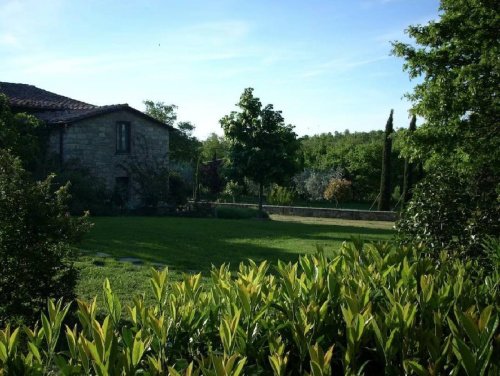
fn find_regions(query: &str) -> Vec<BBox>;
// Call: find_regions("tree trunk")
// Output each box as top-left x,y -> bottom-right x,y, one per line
402,158 -> 413,205
258,182 -> 264,215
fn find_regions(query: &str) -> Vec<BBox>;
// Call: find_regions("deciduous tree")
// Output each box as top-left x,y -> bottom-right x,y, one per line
220,88 -> 300,213
393,0 -> 500,255
143,100 -> 201,164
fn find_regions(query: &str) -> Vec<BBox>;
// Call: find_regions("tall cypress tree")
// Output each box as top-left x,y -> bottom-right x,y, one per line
378,109 -> 393,211
401,115 -> 416,205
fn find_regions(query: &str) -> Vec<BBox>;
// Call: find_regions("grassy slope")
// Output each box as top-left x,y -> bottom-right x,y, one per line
75,215 -> 393,306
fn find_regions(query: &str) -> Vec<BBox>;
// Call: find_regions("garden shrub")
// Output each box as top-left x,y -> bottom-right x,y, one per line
293,168 -> 343,201
168,171 -> 190,208
397,169 -> 500,261
221,180 -> 244,203
0,240 -> 498,374
0,150 -> 91,325
323,178 -> 352,206
199,156 -> 225,196
0,94 -> 47,175
267,184 -> 295,206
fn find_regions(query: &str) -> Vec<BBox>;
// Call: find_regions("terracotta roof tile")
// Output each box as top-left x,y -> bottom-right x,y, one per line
34,105 -> 129,124
0,82 -> 96,110
0,82 -> 174,130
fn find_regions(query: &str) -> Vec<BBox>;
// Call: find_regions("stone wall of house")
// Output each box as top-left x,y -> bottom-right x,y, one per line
48,110 -> 169,207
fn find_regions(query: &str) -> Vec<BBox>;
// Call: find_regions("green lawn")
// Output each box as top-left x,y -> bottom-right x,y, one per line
75,215 -> 394,306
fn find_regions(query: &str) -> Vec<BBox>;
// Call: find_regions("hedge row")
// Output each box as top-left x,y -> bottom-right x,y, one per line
1,241 -> 498,375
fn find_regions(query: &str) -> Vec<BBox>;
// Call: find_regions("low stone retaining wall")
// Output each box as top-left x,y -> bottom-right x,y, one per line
214,202 -> 398,222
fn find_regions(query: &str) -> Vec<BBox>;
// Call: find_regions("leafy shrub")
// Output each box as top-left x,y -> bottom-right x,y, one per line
391,185 -> 402,206
1,241 -> 498,374
0,94 -> 47,175
215,206 -> 268,219
199,156 -> 225,196
323,178 -> 352,206
397,169 -> 500,260
0,150 -> 91,325
168,171 -> 189,208
222,180 -> 244,203
293,168 -> 343,201
482,236 -> 500,275
267,184 -> 295,206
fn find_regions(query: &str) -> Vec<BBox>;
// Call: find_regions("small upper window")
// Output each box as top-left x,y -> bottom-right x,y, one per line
116,121 -> 131,153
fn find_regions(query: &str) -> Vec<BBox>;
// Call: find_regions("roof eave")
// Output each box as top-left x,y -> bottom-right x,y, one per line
48,104 -> 175,130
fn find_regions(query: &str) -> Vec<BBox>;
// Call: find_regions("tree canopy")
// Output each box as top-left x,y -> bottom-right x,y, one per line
220,88 -> 300,211
0,94 -> 46,175
143,100 -> 200,164
200,132 -> 229,161
300,130 -> 404,202
394,0 -> 499,256
392,0 -> 499,176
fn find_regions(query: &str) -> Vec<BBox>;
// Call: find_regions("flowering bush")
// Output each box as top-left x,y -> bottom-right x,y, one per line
323,179 -> 353,206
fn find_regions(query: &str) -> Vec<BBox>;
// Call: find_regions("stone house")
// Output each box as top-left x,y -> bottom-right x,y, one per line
0,82 -> 173,207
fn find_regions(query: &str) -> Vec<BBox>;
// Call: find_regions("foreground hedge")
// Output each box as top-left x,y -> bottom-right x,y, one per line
1,241 -> 498,375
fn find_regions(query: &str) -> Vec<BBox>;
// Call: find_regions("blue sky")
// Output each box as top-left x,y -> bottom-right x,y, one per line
0,0 -> 439,139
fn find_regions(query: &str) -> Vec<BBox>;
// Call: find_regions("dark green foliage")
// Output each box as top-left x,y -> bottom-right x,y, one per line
300,131 -> 404,202
401,115 -> 417,205
168,171 -> 189,207
142,100 -> 177,126
482,236 -> 500,275
378,109 -> 394,211
143,101 -> 200,205
0,94 -> 47,175
52,160 -> 113,215
0,150 -> 91,324
143,100 -> 201,164
267,184 -> 295,206
393,0 -> 500,255
397,168 -> 500,260
199,154 -> 225,196
221,88 -> 301,212
215,206 -> 269,219
200,132 -> 230,161
169,121 -> 201,164
221,180 -> 244,203
392,0 -> 499,177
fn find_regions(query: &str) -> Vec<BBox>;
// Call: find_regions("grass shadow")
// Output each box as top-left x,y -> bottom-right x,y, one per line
78,216 -> 394,274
